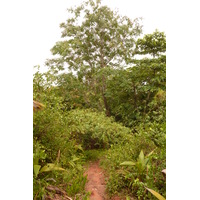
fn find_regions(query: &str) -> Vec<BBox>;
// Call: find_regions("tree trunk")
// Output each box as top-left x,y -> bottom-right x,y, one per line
102,91 -> 111,117
101,74 -> 111,116
99,34 -> 111,117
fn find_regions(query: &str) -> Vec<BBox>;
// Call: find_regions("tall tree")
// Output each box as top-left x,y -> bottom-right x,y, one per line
135,29 -> 166,57
105,30 -> 166,126
46,0 -> 142,116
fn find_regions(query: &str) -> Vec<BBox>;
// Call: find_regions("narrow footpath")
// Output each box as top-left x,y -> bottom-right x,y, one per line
85,160 -> 107,200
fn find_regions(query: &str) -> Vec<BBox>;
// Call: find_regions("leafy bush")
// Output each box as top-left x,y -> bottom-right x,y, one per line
65,109 -> 132,149
33,70 -> 88,198
101,129 -> 165,199
135,121 -> 166,148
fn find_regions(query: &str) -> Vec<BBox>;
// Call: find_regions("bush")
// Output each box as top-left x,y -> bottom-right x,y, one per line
101,128 -> 166,199
65,109 -> 132,149
33,87 -> 87,198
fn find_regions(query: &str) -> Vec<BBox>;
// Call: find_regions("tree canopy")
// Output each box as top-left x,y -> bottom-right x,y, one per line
46,0 -> 143,116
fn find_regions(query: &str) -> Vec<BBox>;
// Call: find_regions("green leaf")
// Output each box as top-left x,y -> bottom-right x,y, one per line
145,187 -> 166,200
120,161 -> 135,166
146,148 -> 157,157
33,156 -> 39,166
74,144 -> 83,152
138,150 -> 144,162
34,165 -> 41,177
72,155 -> 80,162
39,163 -> 65,173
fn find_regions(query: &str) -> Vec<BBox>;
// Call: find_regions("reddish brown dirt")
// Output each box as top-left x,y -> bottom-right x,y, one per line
84,160 -> 107,200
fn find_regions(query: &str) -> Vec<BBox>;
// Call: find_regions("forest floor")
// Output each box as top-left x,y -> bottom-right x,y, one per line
84,160 -> 124,200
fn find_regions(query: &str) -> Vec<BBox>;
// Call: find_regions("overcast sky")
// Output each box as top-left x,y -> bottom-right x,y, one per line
0,0 -> 166,73
29,0 -> 166,71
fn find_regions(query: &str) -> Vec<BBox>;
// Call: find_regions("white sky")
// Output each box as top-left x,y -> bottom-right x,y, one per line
29,0 -> 166,72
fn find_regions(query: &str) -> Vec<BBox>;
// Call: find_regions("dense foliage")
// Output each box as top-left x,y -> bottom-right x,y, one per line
33,0 -> 166,199
66,109 -> 133,149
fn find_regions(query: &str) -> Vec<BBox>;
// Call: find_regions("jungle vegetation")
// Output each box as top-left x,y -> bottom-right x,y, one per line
33,0 -> 166,199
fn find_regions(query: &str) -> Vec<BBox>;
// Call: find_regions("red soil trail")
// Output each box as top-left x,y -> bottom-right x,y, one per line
84,160 -> 107,200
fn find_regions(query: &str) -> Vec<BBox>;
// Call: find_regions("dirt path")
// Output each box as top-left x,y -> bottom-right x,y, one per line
84,160 -> 107,200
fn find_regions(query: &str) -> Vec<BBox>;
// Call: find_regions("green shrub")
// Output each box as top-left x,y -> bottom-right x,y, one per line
33,82 -> 87,198
66,109 -> 132,149
101,130 -> 165,199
